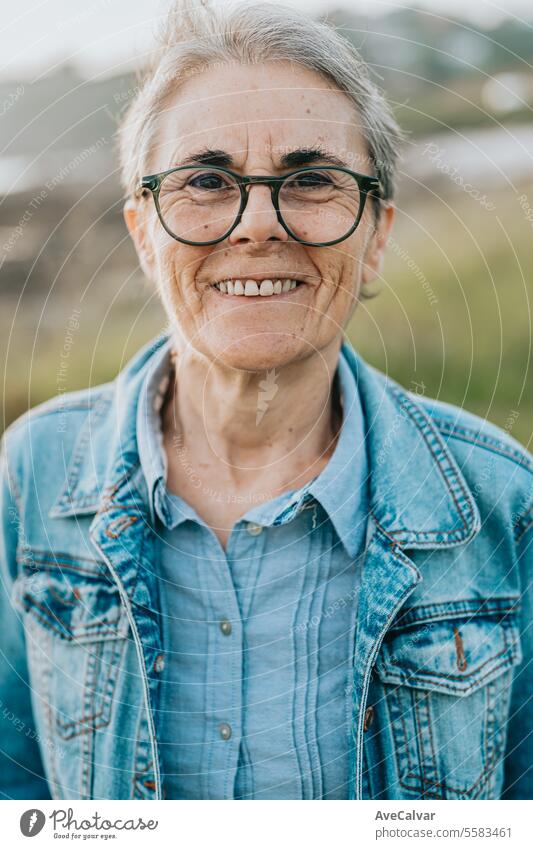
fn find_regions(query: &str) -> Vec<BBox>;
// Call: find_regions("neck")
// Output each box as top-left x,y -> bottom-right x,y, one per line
162,337 -> 344,493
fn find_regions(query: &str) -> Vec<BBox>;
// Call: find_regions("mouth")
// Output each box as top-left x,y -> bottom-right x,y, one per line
209,278 -> 305,297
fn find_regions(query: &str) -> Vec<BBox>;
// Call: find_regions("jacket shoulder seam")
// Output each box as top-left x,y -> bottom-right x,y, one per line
4,386 -> 114,438
431,416 -> 533,473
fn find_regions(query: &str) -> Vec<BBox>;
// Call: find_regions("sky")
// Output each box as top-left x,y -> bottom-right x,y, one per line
1,0 -> 532,82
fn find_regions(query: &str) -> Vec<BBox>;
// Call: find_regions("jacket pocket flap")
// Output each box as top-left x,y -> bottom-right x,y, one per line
13,571 -> 128,643
375,608 -> 522,696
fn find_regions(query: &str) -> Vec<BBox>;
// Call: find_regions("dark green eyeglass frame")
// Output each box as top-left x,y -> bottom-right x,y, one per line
136,164 -> 384,247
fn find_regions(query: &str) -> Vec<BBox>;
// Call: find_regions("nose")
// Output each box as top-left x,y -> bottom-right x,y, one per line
228,183 -> 289,245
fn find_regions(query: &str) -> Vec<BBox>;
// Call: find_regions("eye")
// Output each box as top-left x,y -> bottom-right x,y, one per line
290,170 -> 335,189
188,171 -> 234,191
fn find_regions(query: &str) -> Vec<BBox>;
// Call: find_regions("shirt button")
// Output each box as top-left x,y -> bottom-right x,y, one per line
153,654 -> 165,674
219,722 -> 232,741
219,619 -> 232,636
246,522 -> 263,536
363,705 -> 375,731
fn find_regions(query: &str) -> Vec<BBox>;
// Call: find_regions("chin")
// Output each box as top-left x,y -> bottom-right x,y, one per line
204,332 -> 309,372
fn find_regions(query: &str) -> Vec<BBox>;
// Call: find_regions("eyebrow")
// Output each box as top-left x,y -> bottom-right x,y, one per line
176,145 -> 349,170
180,148 -> 233,168
279,147 -> 348,169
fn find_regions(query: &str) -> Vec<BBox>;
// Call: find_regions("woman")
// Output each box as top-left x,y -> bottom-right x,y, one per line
0,1 -> 531,801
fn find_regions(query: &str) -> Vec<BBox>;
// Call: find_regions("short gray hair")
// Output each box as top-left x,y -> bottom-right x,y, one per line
117,0 -> 403,205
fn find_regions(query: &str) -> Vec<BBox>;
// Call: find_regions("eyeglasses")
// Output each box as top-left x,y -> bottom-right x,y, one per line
136,165 -> 383,247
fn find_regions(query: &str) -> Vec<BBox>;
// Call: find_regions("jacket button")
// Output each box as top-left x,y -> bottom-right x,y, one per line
153,654 -> 165,673
363,705 -> 374,731
220,619 -> 232,636
246,522 -> 263,536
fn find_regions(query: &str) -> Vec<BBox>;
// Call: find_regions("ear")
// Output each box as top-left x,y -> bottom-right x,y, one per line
123,198 -> 156,280
361,202 -> 395,286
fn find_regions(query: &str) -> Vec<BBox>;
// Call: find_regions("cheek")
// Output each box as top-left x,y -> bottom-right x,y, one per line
306,242 -> 366,338
312,249 -> 360,307
153,241 -> 205,318
331,228 -> 372,299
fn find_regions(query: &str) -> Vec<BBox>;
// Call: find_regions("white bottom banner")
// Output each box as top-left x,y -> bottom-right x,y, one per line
3,799 -> 529,848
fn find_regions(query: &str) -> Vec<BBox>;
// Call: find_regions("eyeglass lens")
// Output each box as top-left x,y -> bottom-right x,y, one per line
156,167 -> 363,244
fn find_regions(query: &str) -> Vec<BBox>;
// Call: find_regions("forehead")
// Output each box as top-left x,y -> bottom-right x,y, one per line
150,60 -> 367,170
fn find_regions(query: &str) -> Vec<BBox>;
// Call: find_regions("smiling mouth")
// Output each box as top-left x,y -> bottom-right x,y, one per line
210,278 -> 304,297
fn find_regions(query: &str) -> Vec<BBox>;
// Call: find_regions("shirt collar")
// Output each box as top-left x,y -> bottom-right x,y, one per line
307,344 -> 369,557
51,331 -> 480,551
241,344 -> 368,558
136,337 -> 173,528
137,340 -> 368,557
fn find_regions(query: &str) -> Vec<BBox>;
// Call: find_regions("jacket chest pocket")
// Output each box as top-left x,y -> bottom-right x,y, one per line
374,602 -> 522,800
13,557 -> 129,741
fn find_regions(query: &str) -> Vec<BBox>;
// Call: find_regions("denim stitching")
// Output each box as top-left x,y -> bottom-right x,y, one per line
386,387 -> 476,538
413,691 -> 429,798
378,641 -> 518,693
17,557 -> 111,581
46,585 -> 79,607
515,506 -> 533,542
386,683 -> 414,780
132,707 -> 155,800
433,419 -> 533,472
56,637 -> 126,741
483,680 -> 494,785
51,392 -> 114,511
369,509 -> 468,548
19,549 -> 107,566
423,693 -> 443,799
41,629 -> 60,798
20,595 -> 123,641
390,598 -> 519,630
79,644 -> 98,796
387,630 -> 513,797
400,687 -> 501,799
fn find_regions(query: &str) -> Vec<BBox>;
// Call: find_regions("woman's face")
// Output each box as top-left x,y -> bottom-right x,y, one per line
125,60 -> 394,371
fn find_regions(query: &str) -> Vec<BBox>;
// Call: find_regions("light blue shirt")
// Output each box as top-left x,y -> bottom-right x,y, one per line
137,341 -> 369,799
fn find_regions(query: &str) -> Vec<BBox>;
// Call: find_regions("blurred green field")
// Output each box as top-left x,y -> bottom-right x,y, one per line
2,177 -> 532,449
350,178 -> 532,448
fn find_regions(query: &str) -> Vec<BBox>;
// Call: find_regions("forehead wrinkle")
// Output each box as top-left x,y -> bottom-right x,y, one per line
162,116 -> 359,174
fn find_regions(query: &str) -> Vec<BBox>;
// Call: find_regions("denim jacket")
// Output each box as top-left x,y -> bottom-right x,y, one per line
1,333 -> 531,800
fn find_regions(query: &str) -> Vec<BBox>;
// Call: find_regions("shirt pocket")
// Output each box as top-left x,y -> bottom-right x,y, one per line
374,600 -> 522,800
13,552 -> 129,741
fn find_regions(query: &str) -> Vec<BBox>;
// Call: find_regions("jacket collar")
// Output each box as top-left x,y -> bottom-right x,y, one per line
340,343 -> 480,548
49,333 -> 480,550
49,333 -> 169,521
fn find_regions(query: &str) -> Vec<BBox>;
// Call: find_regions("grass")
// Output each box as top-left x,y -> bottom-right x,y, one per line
349,179 -> 532,448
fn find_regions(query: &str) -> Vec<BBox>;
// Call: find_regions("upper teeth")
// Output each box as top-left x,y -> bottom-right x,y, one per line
213,278 -> 299,296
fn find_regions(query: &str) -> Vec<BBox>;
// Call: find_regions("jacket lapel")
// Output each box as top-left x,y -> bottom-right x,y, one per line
341,343 -> 481,798
49,333 -> 171,799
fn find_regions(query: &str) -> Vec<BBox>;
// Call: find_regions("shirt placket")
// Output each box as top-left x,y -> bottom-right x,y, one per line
199,528 -> 244,799
225,518 -> 272,799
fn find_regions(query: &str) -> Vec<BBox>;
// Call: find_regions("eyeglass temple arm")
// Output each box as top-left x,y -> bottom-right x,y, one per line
368,178 -> 385,198
134,176 -> 161,198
